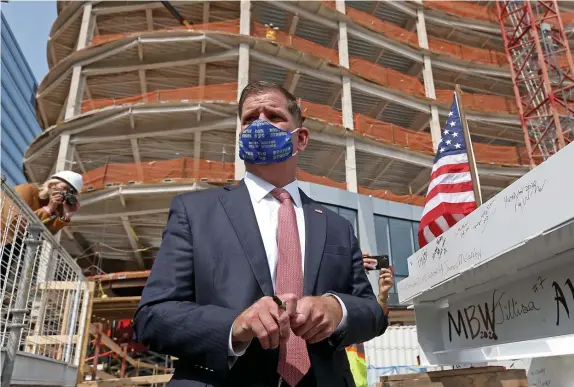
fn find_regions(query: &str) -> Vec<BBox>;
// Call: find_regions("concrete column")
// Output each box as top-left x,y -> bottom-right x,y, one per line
64,4 -> 93,120
234,0 -> 251,180
336,0 -> 358,194
416,7 -> 442,150
193,131 -> 202,177
55,133 -> 72,173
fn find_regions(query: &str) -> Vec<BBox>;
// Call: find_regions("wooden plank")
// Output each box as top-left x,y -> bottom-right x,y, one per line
88,324 -> 172,372
78,282 -> 95,383
381,368 -> 528,387
36,281 -> 79,290
439,369 -> 528,387
26,334 -> 79,346
382,367 -> 506,381
82,365 -> 115,380
78,373 -> 172,387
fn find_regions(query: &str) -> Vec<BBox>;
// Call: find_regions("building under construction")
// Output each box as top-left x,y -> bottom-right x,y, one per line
10,0 -> 574,383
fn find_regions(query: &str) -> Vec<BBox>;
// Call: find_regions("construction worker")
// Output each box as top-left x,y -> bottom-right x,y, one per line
1,171 -> 83,286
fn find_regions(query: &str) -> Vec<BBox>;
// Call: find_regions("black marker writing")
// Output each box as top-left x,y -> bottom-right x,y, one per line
553,278 -> 574,326
504,179 -> 547,212
448,288 -> 541,342
431,236 -> 448,261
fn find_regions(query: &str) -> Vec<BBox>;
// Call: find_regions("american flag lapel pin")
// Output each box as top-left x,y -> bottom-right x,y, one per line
315,209 -> 323,214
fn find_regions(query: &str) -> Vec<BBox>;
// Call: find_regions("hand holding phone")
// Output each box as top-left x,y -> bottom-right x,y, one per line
364,255 -> 389,271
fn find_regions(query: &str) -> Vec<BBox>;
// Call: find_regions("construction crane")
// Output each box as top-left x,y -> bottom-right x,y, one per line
496,0 -> 574,167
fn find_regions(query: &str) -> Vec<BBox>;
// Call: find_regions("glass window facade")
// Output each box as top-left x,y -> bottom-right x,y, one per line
374,214 -> 420,299
1,12 -> 42,186
321,203 -> 358,237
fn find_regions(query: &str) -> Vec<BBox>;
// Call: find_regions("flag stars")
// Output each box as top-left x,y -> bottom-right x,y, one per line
449,121 -> 456,127
445,139 -> 452,145
439,147 -> 445,153
452,132 -> 459,137
443,129 -> 450,135
455,143 -> 462,149
448,111 -> 453,117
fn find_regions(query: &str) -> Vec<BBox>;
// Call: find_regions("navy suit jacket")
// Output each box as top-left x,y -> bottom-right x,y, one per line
134,181 -> 387,387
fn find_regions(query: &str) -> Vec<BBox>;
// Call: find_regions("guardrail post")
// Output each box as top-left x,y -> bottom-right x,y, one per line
91,323 -> 103,380
1,224 -> 43,387
120,344 -> 128,377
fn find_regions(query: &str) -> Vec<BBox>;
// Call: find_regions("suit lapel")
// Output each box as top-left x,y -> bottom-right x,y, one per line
301,190 -> 326,295
219,181 -> 274,296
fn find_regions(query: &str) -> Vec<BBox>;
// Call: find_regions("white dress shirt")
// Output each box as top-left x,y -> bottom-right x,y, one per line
228,172 -> 348,358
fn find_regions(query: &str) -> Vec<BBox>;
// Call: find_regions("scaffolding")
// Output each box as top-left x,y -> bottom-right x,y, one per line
497,0 -> 574,166
0,177 -> 91,386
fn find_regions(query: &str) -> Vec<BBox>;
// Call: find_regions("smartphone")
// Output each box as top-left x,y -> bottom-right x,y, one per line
367,255 -> 389,271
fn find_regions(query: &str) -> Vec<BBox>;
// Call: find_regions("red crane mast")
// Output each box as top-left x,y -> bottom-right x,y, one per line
496,0 -> 574,166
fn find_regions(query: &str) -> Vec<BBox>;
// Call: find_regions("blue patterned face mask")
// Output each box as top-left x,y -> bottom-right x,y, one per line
238,119 -> 300,164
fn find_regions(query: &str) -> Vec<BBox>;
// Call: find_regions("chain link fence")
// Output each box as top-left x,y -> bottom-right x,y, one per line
1,178 -> 90,386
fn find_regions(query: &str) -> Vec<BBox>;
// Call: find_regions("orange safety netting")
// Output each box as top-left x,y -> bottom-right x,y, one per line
81,84 -> 238,112
320,2 -> 508,67
82,157 -> 426,206
88,20 -> 520,115
80,83 -> 529,167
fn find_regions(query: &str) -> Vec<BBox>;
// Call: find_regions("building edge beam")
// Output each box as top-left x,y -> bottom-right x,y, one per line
234,0 -> 250,180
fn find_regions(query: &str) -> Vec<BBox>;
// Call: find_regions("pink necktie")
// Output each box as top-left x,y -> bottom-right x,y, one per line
272,188 -> 310,387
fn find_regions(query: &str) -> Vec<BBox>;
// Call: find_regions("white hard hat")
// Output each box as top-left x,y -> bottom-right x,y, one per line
51,171 -> 83,193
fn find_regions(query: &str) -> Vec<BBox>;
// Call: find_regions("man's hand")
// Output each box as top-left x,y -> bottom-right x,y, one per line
290,296 -> 343,344
231,294 -> 297,350
378,266 -> 394,298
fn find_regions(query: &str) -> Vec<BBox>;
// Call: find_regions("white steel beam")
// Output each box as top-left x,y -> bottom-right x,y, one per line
83,47 -> 239,76
71,116 -> 235,144
78,183 -> 209,208
93,2 -> 165,16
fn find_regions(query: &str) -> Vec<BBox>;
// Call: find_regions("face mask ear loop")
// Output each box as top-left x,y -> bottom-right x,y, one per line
291,127 -> 301,157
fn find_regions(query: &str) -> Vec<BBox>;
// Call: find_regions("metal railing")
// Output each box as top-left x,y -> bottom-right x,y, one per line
1,178 -> 90,386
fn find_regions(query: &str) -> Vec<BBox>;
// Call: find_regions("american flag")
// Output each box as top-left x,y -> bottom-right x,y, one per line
418,93 -> 478,248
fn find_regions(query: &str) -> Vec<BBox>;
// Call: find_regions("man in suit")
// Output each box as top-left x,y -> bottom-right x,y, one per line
134,81 -> 390,387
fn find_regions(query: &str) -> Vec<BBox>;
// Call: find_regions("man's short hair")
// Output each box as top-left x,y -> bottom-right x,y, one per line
238,81 -> 303,127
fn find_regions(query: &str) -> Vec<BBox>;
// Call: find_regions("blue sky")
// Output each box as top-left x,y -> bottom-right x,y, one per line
2,1 -> 58,83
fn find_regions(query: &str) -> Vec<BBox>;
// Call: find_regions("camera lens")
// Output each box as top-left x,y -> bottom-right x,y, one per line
64,192 -> 77,205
